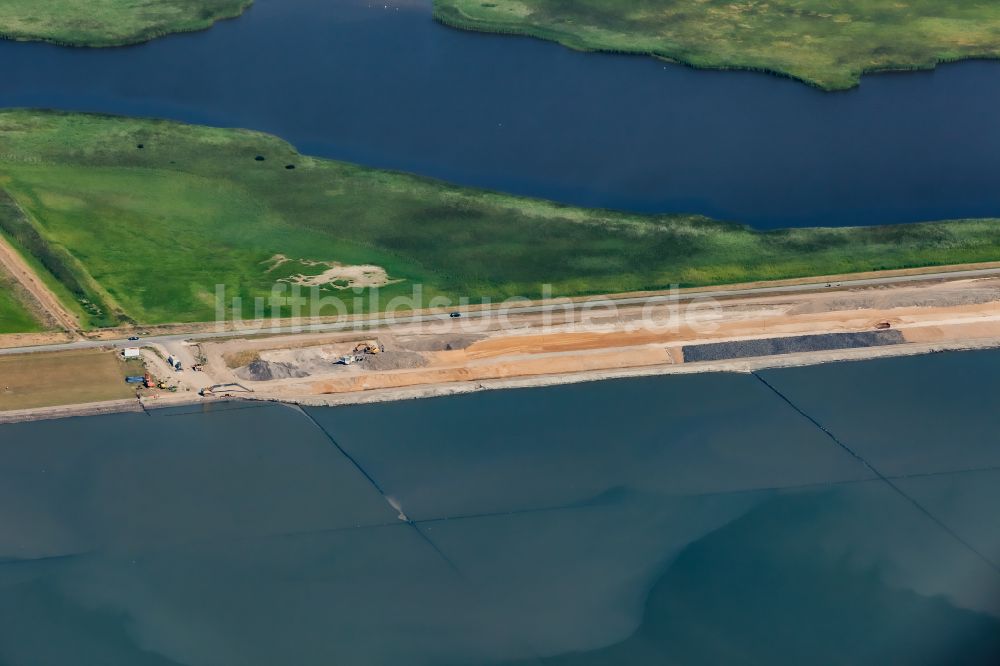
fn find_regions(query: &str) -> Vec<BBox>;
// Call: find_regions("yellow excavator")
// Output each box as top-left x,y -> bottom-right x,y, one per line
353,340 -> 385,355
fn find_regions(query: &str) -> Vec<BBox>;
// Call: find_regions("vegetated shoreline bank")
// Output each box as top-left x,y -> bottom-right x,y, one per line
2,109 -> 1000,332
437,12 -> 1000,92
0,0 -> 253,48
432,1 -> 1000,91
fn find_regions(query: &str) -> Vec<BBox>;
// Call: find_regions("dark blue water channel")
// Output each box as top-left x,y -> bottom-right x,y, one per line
1,351 -> 999,664
3,0 -> 1000,228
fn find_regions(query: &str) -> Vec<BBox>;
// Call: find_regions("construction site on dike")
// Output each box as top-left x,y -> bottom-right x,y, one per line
4,263 -> 1000,424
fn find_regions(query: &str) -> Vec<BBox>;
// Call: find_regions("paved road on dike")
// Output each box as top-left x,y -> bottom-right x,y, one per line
3,265 -> 999,357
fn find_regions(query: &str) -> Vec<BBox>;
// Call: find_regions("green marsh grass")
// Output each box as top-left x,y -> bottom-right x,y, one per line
1,110 -> 999,328
0,0 -> 252,47
434,0 -> 1000,90
0,276 -> 43,334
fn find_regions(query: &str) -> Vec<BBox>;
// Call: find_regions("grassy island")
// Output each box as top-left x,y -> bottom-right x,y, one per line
1,110 -> 999,329
0,0 -> 252,47
434,0 -> 1000,90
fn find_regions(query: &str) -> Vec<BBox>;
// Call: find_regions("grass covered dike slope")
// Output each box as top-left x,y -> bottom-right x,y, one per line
0,277 -> 43,334
1,110 -> 1000,328
0,0 -> 252,47
434,0 -> 1000,90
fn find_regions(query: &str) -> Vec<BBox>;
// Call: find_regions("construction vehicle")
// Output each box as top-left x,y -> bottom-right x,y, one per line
875,321 -> 892,330
200,383 -> 254,397
353,340 -> 384,355
143,373 -> 155,389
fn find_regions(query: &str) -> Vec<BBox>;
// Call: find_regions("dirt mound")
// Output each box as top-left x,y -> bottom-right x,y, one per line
397,334 -> 485,352
358,351 -> 427,371
263,254 -> 402,290
236,360 -> 309,382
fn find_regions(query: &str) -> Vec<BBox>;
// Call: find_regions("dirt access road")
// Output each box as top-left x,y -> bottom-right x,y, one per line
5,266 -> 1000,420
0,233 -> 79,334
192,272 -> 1000,406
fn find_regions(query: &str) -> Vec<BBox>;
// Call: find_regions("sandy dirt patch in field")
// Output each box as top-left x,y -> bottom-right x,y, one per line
0,348 -> 137,411
265,254 -> 402,289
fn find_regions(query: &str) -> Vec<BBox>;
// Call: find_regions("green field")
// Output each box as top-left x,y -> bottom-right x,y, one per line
0,272 -> 43,334
434,0 -> 1000,90
1,110 -> 1000,329
0,0 -> 252,47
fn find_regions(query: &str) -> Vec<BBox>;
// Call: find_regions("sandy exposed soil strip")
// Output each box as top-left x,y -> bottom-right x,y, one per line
6,268 -> 1000,422
186,274 -> 1000,407
272,336 -> 1000,410
0,330 -> 75,349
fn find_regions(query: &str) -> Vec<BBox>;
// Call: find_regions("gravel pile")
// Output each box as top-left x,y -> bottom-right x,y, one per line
236,360 -> 310,382
397,334 -> 485,352
682,330 -> 904,363
358,351 -> 428,371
